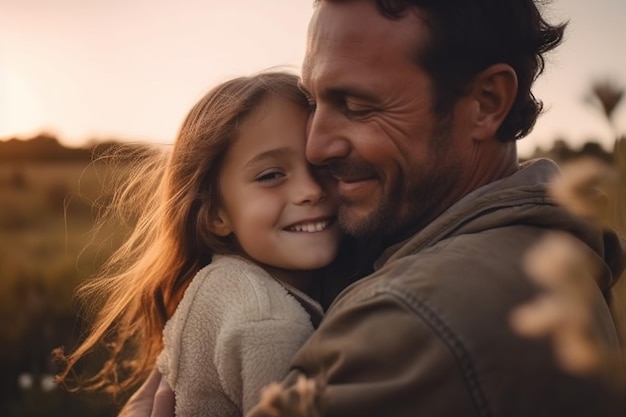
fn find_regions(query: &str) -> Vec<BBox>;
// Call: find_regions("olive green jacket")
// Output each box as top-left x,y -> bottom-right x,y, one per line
286,159 -> 625,417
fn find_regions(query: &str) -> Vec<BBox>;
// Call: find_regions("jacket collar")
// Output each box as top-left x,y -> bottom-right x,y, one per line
374,159 -> 559,269
372,158 -> 625,293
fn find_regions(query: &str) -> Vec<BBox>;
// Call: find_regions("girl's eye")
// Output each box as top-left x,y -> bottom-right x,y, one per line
255,171 -> 285,183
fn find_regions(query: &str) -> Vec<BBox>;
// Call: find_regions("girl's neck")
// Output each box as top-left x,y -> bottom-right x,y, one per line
260,263 -> 318,298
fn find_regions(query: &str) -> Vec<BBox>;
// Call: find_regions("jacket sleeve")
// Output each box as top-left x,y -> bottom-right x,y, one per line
216,317 -> 314,414
286,291 -> 482,417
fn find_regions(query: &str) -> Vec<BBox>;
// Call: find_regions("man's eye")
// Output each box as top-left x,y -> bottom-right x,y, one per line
344,102 -> 372,116
256,171 -> 284,183
307,99 -> 317,112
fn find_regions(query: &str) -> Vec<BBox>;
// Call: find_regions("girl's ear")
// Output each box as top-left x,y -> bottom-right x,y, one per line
209,208 -> 233,237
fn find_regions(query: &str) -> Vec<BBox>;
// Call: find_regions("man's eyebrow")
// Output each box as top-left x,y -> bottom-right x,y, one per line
326,86 -> 380,104
299,79 -> 379,103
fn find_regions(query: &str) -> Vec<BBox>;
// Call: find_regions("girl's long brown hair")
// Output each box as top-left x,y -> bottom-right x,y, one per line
56,71 -> 309,395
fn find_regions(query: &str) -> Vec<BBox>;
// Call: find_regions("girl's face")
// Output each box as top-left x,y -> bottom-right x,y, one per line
212,95 -> 342,288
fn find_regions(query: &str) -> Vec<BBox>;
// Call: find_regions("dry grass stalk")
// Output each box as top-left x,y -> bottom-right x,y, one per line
512,81 -> 626,385
248,376 -> 324,417
511,231 -> 605,374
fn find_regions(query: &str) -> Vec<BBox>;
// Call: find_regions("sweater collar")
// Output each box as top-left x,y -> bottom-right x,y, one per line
278,282 -> 324,328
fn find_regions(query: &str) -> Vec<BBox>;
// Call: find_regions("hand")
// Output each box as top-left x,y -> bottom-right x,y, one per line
118,369 -> 175,417
246,376 -> 323,417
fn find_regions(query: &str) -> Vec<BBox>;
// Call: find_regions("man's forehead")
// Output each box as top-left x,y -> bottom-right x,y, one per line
303,3 -> 377,80
306,1 -> 391,46
302,1 -> 425,85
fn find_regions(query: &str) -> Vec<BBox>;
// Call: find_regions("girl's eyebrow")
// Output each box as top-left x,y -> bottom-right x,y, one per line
244,147 -> 298,169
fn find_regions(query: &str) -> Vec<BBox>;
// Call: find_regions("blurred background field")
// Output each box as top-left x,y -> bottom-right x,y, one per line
0,137 -> 137,416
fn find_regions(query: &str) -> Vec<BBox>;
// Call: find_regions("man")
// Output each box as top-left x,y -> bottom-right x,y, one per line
124,0 -> 625,416
252,1 -> 624,416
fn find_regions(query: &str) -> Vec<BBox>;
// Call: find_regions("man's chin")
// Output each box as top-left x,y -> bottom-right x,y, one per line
337,205 -> 385,239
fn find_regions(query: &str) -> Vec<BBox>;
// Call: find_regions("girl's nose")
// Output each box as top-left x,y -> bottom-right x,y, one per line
294,172 -> 326,206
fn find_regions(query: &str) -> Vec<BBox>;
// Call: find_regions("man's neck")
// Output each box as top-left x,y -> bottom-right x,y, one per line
466,140 -> 519,192
382,142 -> 519,248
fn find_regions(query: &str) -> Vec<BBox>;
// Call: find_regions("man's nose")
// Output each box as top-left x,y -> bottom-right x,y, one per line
306,107 -> 350,165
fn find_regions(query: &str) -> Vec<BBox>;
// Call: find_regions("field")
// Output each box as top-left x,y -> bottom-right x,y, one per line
0,160 -> 127,417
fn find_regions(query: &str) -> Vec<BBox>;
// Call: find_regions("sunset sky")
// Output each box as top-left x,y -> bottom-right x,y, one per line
1,0 -> 625,157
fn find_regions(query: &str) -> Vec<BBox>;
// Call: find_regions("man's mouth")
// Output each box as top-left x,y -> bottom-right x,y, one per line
285,219 -> 333,232
326,161 -> 377,183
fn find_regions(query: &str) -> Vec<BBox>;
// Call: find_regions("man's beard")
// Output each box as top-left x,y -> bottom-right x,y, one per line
336,177 -> 434,241
337,116 -> 460,242
336,192 -> 395,239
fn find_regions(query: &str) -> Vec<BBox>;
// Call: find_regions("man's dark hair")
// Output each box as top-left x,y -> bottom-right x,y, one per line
315,0 -> 566,142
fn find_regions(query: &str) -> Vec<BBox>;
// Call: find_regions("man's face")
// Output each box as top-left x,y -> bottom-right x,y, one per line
301,0 -> 475,240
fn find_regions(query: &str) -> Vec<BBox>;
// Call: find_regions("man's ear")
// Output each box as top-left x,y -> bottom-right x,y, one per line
209,209 -> 233,237
470,63 -> 518,141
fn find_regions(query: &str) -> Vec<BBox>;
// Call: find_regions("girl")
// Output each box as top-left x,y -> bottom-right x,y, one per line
57,71 -> 348,416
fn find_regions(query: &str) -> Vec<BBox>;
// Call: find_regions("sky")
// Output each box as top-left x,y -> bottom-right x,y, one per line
1,0 -> 625,157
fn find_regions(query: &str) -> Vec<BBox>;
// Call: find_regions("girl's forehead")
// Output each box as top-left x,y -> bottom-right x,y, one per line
219,95 -> 309,170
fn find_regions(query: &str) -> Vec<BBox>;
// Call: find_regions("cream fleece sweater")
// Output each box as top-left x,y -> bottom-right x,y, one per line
156,255 -> 320,417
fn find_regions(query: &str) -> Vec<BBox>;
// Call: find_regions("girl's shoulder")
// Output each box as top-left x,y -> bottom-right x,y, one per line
173,255 -> 310,325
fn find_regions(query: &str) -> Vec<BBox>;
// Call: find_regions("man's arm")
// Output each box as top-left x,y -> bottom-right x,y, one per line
248,292 -> 480,417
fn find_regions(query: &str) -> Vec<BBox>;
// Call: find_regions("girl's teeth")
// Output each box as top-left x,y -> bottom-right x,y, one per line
290,220 -> 329,232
